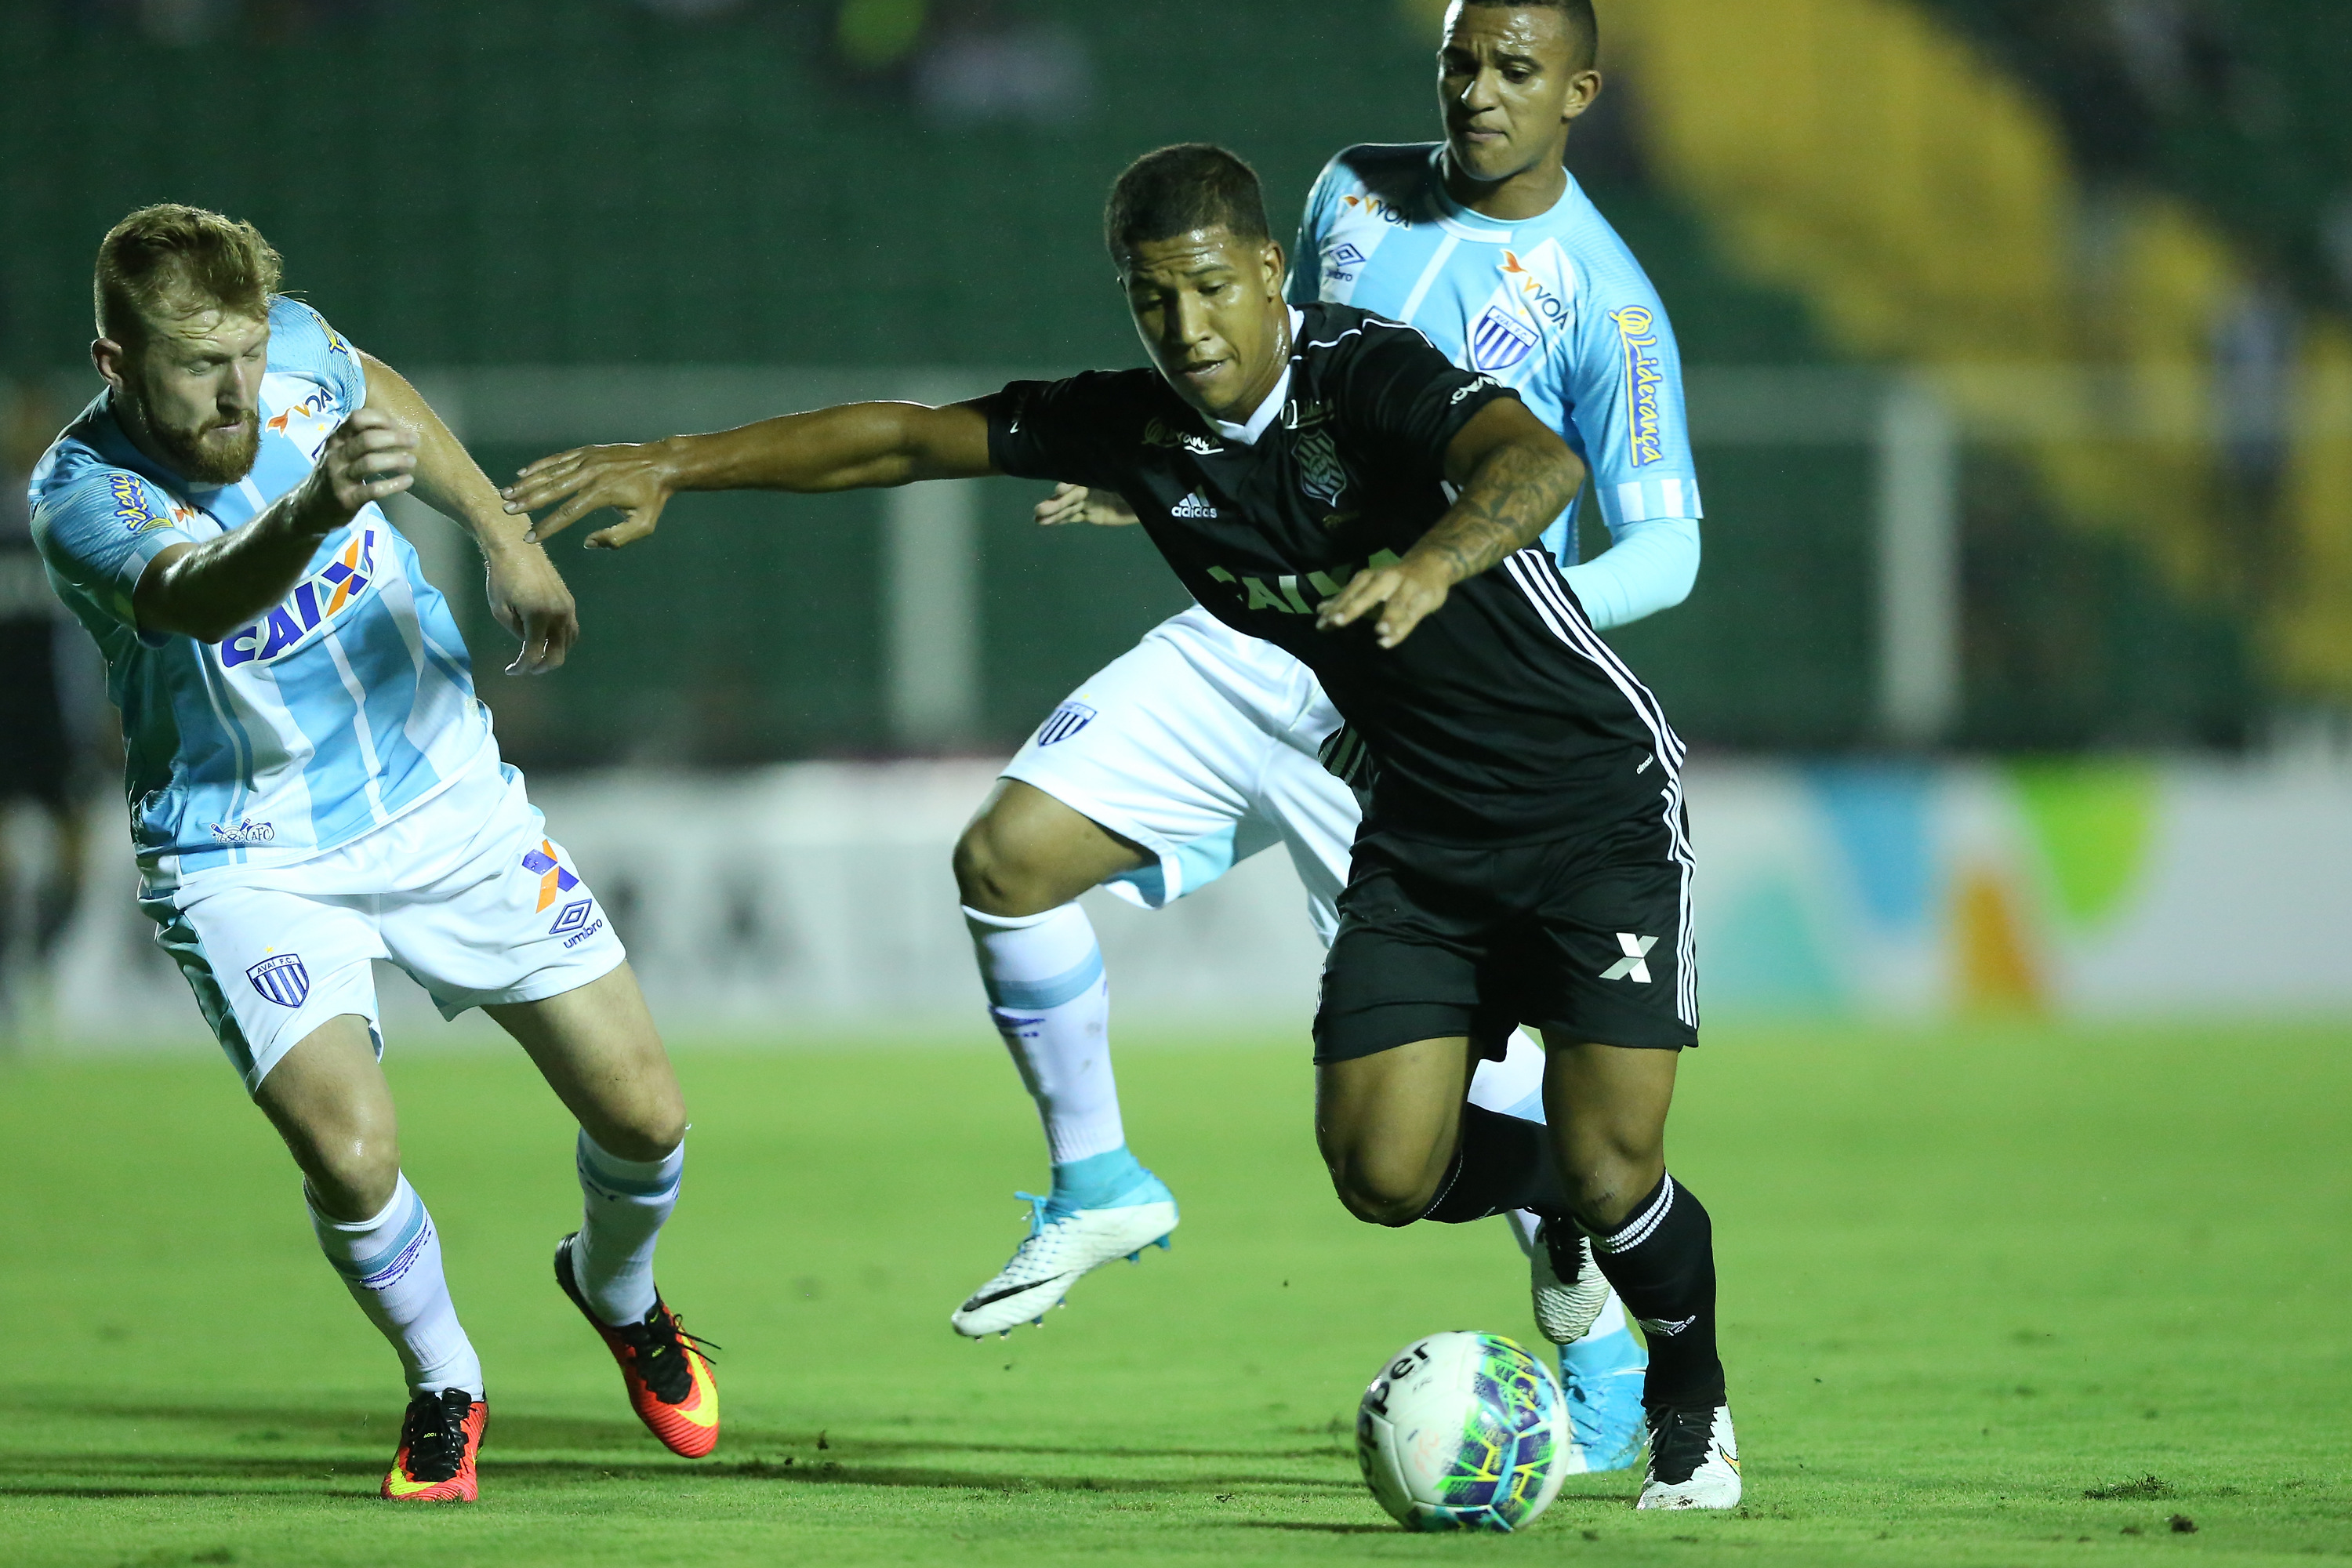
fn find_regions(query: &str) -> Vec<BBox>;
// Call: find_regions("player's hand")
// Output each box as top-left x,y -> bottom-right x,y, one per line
502,441 -> 675,550
296,408 -> 417,532
1315,554 -> 1453,649
1034,483 -> 1139,527
481,542 -> 579,675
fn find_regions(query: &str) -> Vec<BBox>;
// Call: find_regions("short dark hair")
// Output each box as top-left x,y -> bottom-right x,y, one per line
1103,143 -> 1271,263
1459,0 -> 1599,73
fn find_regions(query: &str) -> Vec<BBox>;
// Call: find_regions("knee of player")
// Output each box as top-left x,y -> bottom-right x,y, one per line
1560,1148 -> 1668,1230
592,1099 -> 687,1163
953,819 -> 1044,915
310,1129 -> 403,1218
1327,1155 -> 1444,1229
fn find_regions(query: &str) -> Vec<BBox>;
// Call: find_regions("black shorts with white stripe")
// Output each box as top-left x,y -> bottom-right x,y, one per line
1311,811 -> 1700,1064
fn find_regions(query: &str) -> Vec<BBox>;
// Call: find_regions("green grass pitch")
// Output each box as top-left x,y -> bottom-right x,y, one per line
2,1021 -> 2347,1566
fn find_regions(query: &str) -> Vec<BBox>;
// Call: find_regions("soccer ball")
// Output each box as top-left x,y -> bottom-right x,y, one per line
1355,1330 -> 1570,1533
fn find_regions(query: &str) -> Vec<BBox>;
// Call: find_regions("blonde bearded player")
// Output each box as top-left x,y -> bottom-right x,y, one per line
30,206 -> 718,1501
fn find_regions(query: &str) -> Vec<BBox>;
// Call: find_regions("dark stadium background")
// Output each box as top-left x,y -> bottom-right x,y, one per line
11,0 -> 2347,774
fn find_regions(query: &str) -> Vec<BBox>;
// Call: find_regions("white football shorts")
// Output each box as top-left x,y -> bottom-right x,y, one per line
1000,604 -> 1360,942
142,757 -> 626,1092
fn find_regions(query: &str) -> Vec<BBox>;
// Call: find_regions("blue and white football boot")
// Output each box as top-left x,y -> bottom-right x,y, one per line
950,1149 -> 1178,1338
1514,1210 -> 1650,1473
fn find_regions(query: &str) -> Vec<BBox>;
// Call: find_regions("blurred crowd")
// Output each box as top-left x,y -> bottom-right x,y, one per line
0,381 -> 100,1027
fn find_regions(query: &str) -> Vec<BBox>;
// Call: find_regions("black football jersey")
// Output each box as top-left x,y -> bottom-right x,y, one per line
987,302 -> 1682,845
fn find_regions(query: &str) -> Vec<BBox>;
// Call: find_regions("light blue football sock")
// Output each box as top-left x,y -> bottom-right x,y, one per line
1047,1145 -> 1160,1217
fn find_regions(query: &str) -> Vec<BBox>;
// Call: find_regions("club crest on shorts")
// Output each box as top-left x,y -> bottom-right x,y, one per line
522,839 -> 581,912
246,952 -> 310,1008
1036,701 -> 1096,746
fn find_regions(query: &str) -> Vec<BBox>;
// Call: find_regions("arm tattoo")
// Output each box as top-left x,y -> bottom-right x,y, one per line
1408,439 -> 1580,585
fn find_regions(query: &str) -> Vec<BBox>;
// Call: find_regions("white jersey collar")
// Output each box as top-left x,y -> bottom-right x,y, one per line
1210,308 -> 1305,446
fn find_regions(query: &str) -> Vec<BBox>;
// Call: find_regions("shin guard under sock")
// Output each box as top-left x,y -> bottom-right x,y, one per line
308,1174 -> 483,1398
964,903 -> 1125,1165
1583,1173 -> 1725,1410
574,1130 -> 684,1327
1420,1105 -> 1571,1223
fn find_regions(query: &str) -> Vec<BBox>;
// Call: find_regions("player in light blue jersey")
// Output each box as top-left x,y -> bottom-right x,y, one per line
1287,57 -> 1700,632
31,206 -> 718,1499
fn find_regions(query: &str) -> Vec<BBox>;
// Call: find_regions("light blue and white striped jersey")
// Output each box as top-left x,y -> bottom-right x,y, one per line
1290,143 -> 1702,566
31,296 -> 493,892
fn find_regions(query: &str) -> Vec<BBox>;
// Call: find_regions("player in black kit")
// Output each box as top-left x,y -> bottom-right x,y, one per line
502,143 -> 1740,1511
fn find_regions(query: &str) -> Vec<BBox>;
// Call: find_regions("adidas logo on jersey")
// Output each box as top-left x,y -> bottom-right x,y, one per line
1171,490 -> 1219,518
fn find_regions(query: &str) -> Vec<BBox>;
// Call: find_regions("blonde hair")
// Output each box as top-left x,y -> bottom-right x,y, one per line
94,203 -> 282,346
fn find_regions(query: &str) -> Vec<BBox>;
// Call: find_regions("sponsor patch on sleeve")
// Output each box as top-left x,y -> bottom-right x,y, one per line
107,472 -> 169,535
1610,306 -> 1666,466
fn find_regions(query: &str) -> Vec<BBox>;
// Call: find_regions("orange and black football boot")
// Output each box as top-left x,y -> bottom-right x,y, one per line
382,1388 -> 485,1502
555,1232 -> 720,1457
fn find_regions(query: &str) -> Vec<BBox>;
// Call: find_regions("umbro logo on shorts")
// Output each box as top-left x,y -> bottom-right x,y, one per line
550,898 -> 595,936
247,952 -> 310,1008
1036,701 -> 1096,746
1599,933 -> 1657,984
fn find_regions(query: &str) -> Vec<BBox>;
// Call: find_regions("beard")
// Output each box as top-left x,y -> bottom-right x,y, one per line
124,384 -> 260,487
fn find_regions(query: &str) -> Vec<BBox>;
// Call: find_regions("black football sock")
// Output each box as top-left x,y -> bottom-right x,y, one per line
1418,1105 -> 1570,1223
1582,1173 -> 1725,1410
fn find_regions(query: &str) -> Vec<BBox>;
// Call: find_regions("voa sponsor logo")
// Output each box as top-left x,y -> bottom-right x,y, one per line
1500,248 -> 1572,330
221,526 -> 379,667
1205,549 -> 1402,617
1339,193 -> 1411,228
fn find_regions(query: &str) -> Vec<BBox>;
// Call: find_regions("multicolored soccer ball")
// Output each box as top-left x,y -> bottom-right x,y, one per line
1355,1330 -> 1570,1532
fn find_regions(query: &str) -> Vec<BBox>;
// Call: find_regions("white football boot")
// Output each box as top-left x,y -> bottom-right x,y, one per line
1526,1215 -> 1612,1345
950,1181 -> 1178,1338
1510,1211 -> 1647,1473
1635,1404 -> 1741,1510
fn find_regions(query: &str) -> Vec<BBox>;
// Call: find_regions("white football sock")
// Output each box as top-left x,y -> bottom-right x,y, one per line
964,902 -> 1125,1165
308,1174 -> 483,1398
574,1130 -> 684,1327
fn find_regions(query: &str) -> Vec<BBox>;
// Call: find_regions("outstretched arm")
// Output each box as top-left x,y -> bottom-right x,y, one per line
135,408 -> 417,644
501,400 -> 998,551
364,354 -> 577,674
1316,397 -> 1585,648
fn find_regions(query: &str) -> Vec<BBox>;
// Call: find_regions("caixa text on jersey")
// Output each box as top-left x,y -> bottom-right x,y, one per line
1203,549 -> 1403,615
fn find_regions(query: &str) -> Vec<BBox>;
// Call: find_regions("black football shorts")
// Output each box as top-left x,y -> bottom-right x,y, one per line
1312,808 -> 1698,1063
